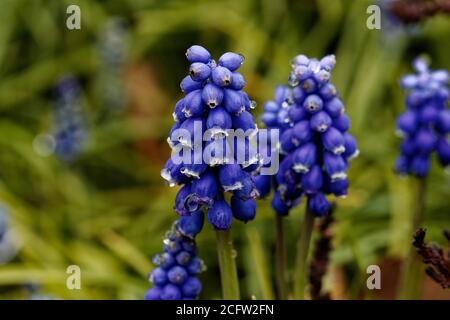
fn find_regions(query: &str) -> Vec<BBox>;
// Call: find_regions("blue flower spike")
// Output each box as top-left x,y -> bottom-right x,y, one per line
145,221 -> 206,300
257,54 -> 358,217
395,57 -> 450,177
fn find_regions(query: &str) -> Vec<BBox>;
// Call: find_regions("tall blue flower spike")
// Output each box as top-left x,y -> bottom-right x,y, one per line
161,45 -> 261,230
53,75 -> 88,162
145,218 -> 206,300
257,55 -> 358,216
395,57 -> 450,177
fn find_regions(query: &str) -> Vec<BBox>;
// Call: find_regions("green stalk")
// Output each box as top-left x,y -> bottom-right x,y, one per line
275,215 -> 288,299
293,201 -> 315,299
216,229 -> 240,300
397,177 -> 426,299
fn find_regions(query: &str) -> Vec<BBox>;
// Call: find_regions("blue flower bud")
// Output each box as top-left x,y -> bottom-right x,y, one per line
301,165 -> 323,194
308,193 -> 330,216
223,89 -> 245,114
206,200 -> 233,230
144,287 -> 162,300
319,83 -> 338,101
410,155 -> 430,177
189,62 -> 211,82
292,120 -> 312,144
187,257 -> 204,274
328,178 -> 348,198
400,138 -> 416,157
343,133 -> 359,160
320,55 -> 336,71
218,164 -> 246,191
163,239 -> 182,254
161,158 -> 189,187
190,172 -> 219,207
175,251 -> 192,267
280,128 -> 298,153
289,105 -> 308,123
182,89 -> 205,118
274,85 -> 292,106
153,252 -> 175,269
206,107 -> 232,138
431,70 -> 450,83
218,52 -> 244,71
300,78 -> 317,93
182,277 -> 202,298
230,72 -> 246,90
271,191 -> 291,216
174,184 -> 194,216
314,69 -> 331,84
396,110 -> 417,135
436,138 -> 450,168
261,112 -> 278,127
151,267 -> 168,286
233,173 -> 259,200
263,101 -> 279,113
292,54 -> 310,66
277,108 -> 291,129
310,111 -> 332,132
332,114 -> 350,132
414,128 -> 436,154
161,284 -> 182,300
232,110 -> 257,134
173,99 -> 186,123
178,210 -> 204,239
167,266 -> 188,285
212,66 -> 232,87
292,86 -> 306,104
324,97 -> 344,118
420,104 -> 439,125
322,127 -> 345,155
185,45 -> 211,63
231,196 -> 256,223
180,75 -> 203,93
201,83 -> 223,108
252,175 -> 272,198
435,110 -> 450,134
324,152 -> 347,181
292,143 -> 317,173
303,94 -> 323,113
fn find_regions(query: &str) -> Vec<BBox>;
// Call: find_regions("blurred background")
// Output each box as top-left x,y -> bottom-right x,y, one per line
0,0 -> 449,300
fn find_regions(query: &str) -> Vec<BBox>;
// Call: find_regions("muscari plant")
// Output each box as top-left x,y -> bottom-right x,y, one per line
145,219 -> 206,300
257,54 -> 358,299
53,75 -> 88,162
160,45 -> 261,299
394,57 -> 449,299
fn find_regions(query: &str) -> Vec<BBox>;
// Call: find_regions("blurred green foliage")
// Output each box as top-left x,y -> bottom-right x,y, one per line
0,0 -> 449,299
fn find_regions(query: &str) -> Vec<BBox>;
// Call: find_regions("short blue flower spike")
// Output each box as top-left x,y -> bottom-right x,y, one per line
395,57 -> 450,177
145,221 -> 206,300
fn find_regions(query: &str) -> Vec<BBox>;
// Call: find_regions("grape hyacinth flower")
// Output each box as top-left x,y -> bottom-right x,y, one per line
162,45 -> 260,232
275,54 -> 357,299
161,45 -> 261,299
395,57 -> 449,299
145,219 -> 206,300
395,57 -> 450,177
53,75 -> 88,162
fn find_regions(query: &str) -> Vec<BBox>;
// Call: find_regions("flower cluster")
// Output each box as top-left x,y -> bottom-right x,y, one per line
395,58 -> 450,177
161,45 -> 261,230
53,75 -> 88,162
264,54 -> 358,216
145,218 -> 206,300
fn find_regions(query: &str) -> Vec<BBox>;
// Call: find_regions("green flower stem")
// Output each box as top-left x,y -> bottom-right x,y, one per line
216,229 -> 240,300
294,202 -> 315,299
398,177 -> 427,299
275,215 -> 288,299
